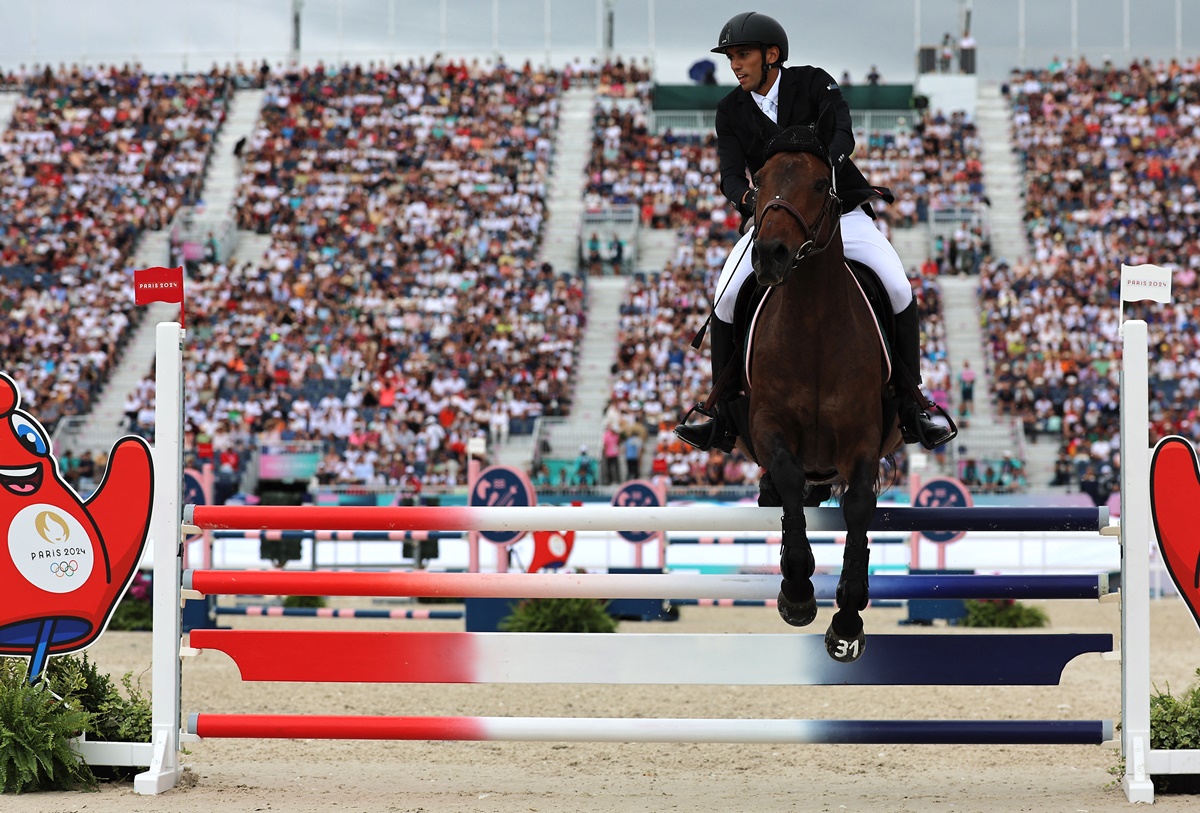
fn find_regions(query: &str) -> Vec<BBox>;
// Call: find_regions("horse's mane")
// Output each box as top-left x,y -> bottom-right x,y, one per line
763,125 -> 829,164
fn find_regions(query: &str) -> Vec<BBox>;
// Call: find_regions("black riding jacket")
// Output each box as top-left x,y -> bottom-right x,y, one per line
715,64 -> 883,219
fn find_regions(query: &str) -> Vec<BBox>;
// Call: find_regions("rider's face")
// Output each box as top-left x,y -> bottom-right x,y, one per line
725,46 -> 762,91
725,45 -> 779,92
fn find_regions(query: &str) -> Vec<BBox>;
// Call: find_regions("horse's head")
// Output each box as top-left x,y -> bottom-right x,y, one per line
751,125 -> 841,286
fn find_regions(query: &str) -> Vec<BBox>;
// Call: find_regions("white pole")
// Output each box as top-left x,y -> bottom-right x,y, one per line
545,0 -> 552,67
133,323 -> 186,795
1018,0 -> 1026,69
493,0 -> 500,60
337,0 -> 344,65
388,0 -> 395,62
1119,320 -> 1155,803
1070,0 -> 1079,60
1124,0 -> 1131,61
440,0 -> 447,55
183,4 -> 190,73
1177,0 -> 1184,60
914,0 -> 921,58
648,0 -> 655,75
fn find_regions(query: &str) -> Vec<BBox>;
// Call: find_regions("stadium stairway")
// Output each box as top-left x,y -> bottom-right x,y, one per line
493,84 -> 598,469
60,88 -> 269,457
534,85 -> 596,275
976,83 -> 1065,489
0,91 -> 20,133
515,276 -> 629,469
193,88 -> 267,259
58,240 -> 178,457
976,83 -> 1030,264
635,228 -> 678,275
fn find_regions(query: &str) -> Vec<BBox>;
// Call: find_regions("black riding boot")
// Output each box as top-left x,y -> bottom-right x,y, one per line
675,318 -> 739,452
894,301 -> 954,449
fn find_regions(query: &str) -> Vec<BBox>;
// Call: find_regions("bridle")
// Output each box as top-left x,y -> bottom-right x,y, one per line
756,161 -> 842,264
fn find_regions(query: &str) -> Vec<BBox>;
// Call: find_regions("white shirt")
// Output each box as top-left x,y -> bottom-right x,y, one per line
751,73 -> 782,123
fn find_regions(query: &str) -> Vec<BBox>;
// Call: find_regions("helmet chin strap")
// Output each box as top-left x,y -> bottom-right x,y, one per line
755,46 -> 771,92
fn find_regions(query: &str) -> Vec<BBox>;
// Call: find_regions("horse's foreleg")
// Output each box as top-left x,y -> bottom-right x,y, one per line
826,458 -> 876,662
765,440 -> 817,627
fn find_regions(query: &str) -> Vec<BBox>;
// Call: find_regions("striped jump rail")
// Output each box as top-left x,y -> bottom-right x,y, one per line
668,535 -> 908,545
186,629 -> 1115,746
183,504 -> 1110,534
209,530 -> 463,542
183,570 -> 1110,601
186,715 -> 1113,746
214,606 -> 464,620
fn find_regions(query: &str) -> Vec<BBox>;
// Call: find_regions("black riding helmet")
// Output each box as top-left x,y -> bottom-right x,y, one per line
712,12 -> 788,91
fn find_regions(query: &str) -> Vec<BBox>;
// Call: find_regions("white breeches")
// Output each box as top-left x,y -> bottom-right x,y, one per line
713,207 -> 913,323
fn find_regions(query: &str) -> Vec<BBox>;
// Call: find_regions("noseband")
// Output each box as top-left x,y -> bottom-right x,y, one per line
757,179 -> 842,264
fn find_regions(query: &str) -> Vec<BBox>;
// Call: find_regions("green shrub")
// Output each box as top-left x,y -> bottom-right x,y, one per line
1149,669 -> 1200,792
282,594 -> 326,609
961,598 -> 1048,628
1112,668 -> 1200,793
0,654 -> 153,794
0,658 -> 94,793
48,656 -> 152,746
498,597 -> 618,633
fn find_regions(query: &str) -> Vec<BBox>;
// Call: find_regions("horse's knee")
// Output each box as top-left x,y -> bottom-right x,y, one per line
759,472 -> 782,507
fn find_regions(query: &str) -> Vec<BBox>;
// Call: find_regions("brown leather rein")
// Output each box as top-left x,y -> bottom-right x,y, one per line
756,184 -> 842,264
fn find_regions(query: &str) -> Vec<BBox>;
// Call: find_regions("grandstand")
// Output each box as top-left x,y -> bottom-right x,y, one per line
0,3 -> 1194,512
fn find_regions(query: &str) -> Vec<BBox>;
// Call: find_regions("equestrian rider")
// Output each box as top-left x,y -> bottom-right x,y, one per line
674,11 -> 954,453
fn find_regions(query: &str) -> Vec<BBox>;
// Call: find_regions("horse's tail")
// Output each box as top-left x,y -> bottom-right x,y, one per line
824,454 -> 898,504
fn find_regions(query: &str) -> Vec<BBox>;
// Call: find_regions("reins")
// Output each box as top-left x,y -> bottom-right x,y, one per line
757,184 -> 842,264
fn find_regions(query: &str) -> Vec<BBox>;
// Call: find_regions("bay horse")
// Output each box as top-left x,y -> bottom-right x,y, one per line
744,124 -> 903,663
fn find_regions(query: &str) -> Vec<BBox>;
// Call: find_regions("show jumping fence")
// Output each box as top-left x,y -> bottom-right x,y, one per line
79,322 -> 1200,802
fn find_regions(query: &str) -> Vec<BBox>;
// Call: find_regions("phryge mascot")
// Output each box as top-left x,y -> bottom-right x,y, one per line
1150,435 -> 1200,633
0,372 -> 154,682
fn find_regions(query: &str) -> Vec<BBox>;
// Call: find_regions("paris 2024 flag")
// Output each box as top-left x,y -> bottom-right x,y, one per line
1120,263 -> 1172,304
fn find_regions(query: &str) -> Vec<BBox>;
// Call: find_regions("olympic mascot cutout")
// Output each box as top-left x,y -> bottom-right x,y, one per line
1149,435 -> 1200,632
0,372 -> 154,682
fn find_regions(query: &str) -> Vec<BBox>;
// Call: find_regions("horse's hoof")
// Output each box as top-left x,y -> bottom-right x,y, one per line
777,589 -> 818,627
824,625 -> 866,663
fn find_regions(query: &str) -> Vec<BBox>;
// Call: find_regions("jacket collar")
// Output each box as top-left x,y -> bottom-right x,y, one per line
774,66 -> 796,124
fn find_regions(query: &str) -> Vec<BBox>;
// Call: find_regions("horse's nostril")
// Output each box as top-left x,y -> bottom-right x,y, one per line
771,242 -> 791,268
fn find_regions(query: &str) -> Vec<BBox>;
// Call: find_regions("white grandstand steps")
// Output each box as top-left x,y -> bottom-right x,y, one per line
495,86 -> 597,468
889,224 -> 931,272
231,230 -> 274,265
68,231 -> 179,455
537,86 -> 596,274
975,83 -> 1030,264
0,91 -> 21,132
635,228 -> 677,274
542,276 -> 629,460
192,88 -> 267,248
937,277 -> 1015,465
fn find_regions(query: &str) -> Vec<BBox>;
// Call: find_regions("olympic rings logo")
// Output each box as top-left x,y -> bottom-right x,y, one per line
50,560 -> 79,577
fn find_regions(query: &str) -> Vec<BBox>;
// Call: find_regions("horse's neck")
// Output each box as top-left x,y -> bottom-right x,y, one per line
780,247 -> 857,307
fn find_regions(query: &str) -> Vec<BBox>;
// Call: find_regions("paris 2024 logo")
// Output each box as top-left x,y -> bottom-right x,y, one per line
0,372 -> 154,681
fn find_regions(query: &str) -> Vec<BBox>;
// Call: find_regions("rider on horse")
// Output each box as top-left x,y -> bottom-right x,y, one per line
675,11 -> 954,454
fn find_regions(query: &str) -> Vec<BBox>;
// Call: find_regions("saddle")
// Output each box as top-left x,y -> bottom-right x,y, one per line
722,260 -> 900,464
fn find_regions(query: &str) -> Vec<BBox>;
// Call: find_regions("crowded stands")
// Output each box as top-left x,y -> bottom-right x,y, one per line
990,56 -> 1200,489
0,65 -> 229,435
178,59 -> 580,488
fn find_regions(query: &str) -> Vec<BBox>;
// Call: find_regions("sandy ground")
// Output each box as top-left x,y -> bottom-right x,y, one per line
6,597 -> 1200,813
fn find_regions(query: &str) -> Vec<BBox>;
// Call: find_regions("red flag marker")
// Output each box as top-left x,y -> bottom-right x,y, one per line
133,265 -> 184,326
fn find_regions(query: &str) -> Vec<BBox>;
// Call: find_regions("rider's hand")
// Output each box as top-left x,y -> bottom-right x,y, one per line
741,187 -> 757,217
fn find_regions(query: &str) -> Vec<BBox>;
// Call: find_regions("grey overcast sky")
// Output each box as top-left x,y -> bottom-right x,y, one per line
2,1 -> 1199,83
